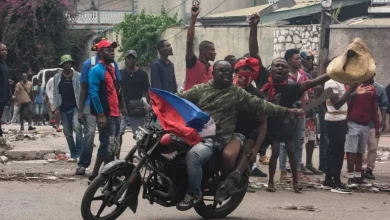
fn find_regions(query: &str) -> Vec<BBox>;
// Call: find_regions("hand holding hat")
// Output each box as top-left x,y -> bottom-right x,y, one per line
327,38 -> 376,84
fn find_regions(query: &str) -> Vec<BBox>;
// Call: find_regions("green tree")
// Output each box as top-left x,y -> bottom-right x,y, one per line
115,8 -> 183,67
0,0 -> 90,79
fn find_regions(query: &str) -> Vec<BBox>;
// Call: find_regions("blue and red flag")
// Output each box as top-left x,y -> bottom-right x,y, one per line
148,88 -> 216,146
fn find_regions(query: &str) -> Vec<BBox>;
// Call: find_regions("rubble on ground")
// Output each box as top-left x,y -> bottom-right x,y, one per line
377,151 -> 390,163
4,129 -> 59,142
279,203 -> 320,212
0,172 -> 78,182
0,156 -> 8,164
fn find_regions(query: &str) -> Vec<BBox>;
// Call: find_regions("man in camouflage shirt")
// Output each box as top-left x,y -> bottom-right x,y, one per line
176,60 -> 303,211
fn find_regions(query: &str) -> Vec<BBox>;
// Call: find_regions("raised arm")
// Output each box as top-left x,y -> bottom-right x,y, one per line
186,4 -> 200,60
248,13 -> 261,60
300,74 -> 330,93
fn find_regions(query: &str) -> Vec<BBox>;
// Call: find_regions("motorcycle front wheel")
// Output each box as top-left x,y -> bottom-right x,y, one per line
81,170 -> 132,220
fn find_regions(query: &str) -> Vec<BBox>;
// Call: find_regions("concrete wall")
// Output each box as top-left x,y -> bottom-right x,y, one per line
137,0 -> 268,22
160,26 -> 275,85
329,26 -> 390,86
84,24 -> 321,85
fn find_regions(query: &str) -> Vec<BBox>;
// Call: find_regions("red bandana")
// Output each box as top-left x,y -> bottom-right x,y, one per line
233,57 -> 260,88
261,75 -> 287,101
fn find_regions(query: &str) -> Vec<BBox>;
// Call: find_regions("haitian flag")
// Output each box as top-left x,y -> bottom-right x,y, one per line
148,88 -> 216,146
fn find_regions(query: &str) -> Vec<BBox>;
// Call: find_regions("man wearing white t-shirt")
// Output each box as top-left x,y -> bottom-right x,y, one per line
323,79 -> 369,193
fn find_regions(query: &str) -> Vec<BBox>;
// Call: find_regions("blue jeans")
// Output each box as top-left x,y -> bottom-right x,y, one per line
186,139 -> 215,196
97,116 -> 120,159
35,103 -> 44,115
78,106 -> 97,168
318,112 -> 329,171
61,108 -> 82,159
120,115 -> 145,137
279,117 -> 305,171
186,134 -> 245,196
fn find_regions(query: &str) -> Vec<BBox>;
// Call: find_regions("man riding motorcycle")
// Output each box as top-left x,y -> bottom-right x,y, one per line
176,60 -> 304,211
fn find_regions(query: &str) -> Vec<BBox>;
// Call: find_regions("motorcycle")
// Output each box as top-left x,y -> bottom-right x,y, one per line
81,98 -> 249,220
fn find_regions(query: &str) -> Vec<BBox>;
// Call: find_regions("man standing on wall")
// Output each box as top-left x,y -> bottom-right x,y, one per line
0,43 -> 12,137
184,5 -> 216,90
14,73 -> 35,131
150,40 -> 177,93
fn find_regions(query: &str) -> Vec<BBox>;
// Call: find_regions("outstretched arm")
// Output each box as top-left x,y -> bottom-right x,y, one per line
300,74 -> 330,93
186,4 -> 200,60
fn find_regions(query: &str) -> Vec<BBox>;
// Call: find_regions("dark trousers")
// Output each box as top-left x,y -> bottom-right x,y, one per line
19,102 -> 34,127
325,120 -> 348,186
0,102 -> 6,136
318,112 -> 329,171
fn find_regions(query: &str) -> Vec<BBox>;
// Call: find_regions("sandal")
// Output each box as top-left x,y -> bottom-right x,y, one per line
267,184 -> 276,192
293,183 -> 303,194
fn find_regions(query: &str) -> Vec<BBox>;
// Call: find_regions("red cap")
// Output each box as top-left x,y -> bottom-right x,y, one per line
97,40 -> 118,52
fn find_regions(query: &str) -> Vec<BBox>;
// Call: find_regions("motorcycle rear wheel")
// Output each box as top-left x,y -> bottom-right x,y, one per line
81,171 -> 131,220
194,181 -> 248,219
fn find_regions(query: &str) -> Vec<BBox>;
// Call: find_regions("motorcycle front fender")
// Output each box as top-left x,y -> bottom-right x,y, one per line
101,160 -> 142,213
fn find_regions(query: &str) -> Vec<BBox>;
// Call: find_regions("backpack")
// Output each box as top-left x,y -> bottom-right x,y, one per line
91,56 -> 115,69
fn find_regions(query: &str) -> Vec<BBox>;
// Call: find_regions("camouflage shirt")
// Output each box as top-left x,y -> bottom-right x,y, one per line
178,80 -> 287,136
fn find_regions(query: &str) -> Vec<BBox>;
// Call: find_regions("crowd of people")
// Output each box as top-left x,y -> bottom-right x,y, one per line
1,5 -> 390,212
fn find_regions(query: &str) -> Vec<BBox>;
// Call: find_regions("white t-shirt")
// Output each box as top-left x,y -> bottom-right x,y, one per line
45,77 -> 54,100
324,79 -> 348,121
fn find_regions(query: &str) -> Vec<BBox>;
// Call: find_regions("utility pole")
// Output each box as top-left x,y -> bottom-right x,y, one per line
318,0 -> 333,75
132,0 -> 135,15
97,0 -> 101,33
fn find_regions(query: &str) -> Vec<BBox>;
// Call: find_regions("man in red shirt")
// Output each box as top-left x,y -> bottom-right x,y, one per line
345,77 -> 379,187
184,5 -> 216,91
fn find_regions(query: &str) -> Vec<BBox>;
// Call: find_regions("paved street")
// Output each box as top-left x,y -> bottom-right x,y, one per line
0,180 -> 389,220
0,125 -> 390,219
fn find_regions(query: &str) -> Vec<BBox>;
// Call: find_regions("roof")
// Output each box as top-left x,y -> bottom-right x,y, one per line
198,0 -> 370,26
206,0 -> 321,18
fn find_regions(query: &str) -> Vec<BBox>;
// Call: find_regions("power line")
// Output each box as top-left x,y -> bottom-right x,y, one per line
166,0 -> 191,13
166,0 -> 228,40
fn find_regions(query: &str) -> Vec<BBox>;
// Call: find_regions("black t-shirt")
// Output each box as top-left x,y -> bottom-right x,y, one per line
263,83 -> 302,142
235,85 -> 264,138
121,68 -> 150,102
59,75 -> 77,111
255,66 -> 270,90
0,61 -> 11,103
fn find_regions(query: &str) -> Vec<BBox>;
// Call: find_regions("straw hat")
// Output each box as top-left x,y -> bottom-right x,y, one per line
327,38 -> 376,84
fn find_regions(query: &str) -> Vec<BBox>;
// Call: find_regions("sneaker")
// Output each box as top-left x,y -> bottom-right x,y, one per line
305,164 -> 323,175
259,155 -> 269,165
28,126 -> 36,131
215,170 -> 241,202
176,193 -> 202,211
56,128 -> 62,132
68,158 -> 77,163
365,170 -> 375,180
346,178 -> 358,189
250,167 -> 267,178
331,184 -> 352,194
301,164 -> 314,175
321,181 -> 333,190
280,171 -> 291,183
76,167 -> 86,175
355,177 -> 372,188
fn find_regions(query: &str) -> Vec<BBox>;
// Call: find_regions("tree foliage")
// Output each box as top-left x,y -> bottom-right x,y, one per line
0,0 -> 90,79
115,8 -> 183,67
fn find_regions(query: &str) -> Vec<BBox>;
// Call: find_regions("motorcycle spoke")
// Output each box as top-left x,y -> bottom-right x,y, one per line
212,201 -> 218,209
95,203 -> 107,218
93,195 -> 104,201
